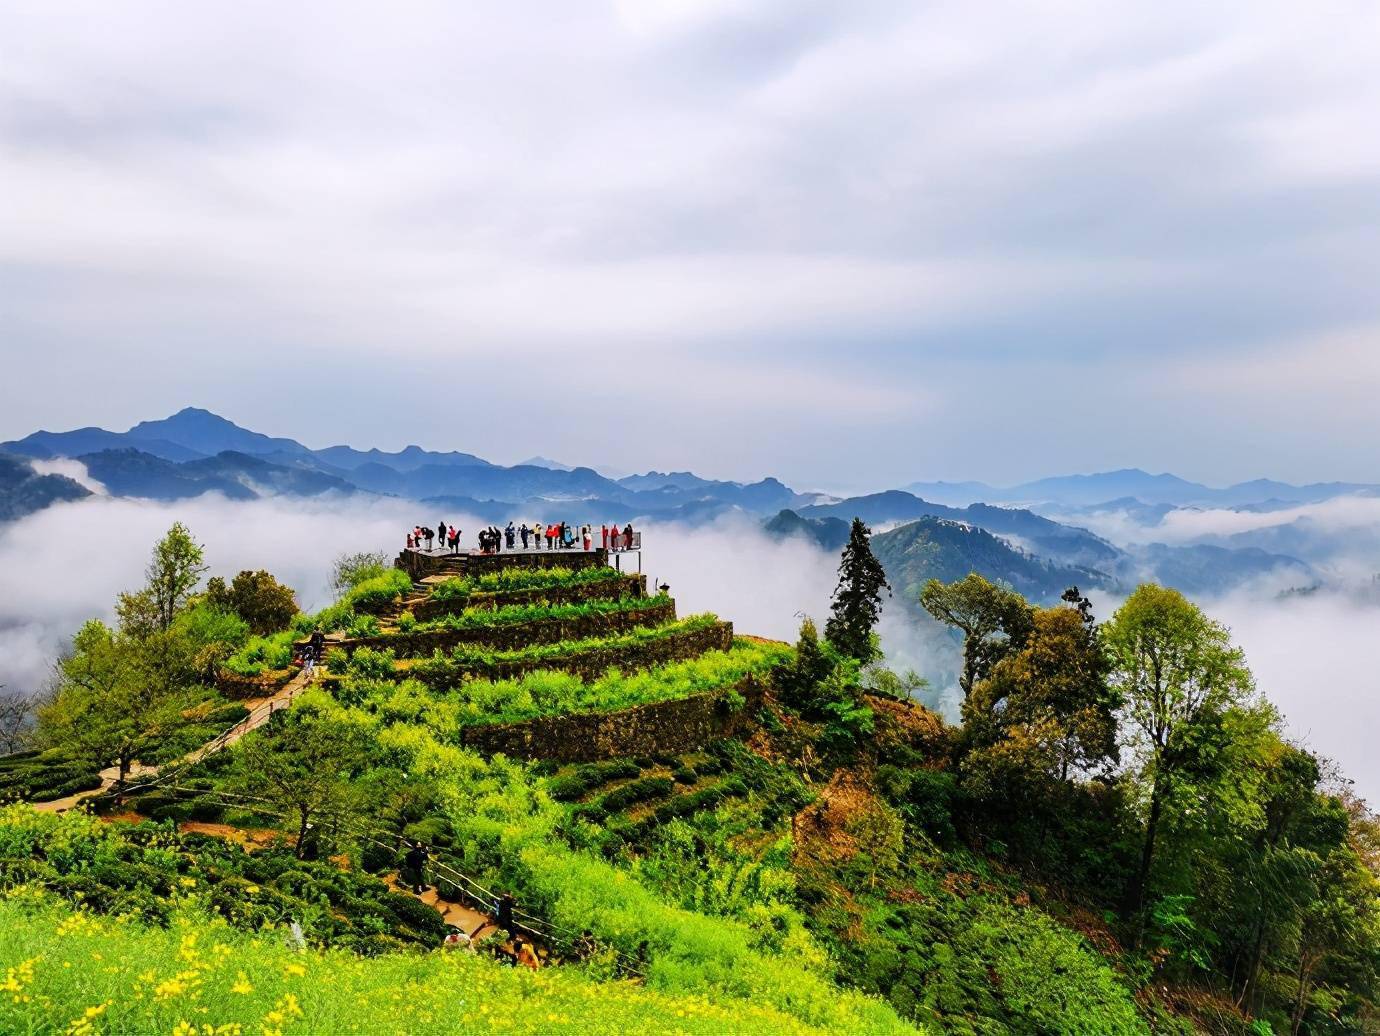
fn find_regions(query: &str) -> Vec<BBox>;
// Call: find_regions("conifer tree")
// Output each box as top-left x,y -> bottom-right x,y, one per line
824,518 -> 890,662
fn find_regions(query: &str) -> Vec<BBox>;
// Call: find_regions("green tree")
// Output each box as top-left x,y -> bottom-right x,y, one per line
846,798 -> 905,889
117,523 -> 207,635
37,620 -> 199,784
231,707 -> 374,858
963,604 -> 1118,783
329,550 -> 390,601
775,617 -> 834,709
206,569 -> 298,635
1103,584 -> 1254,932
824,518 -> 890,663
920,573 -> 1034,699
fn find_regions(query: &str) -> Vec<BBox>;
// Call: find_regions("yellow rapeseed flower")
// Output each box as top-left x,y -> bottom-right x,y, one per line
283,962 -> 306,978
231,972 -> 254,995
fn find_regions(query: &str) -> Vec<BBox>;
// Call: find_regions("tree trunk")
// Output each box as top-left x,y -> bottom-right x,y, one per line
1291,955 -> 1315,1036
1128,770 -> 1165,946
296,809 -> 311,860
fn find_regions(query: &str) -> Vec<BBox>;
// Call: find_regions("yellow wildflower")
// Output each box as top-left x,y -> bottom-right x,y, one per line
231,972 -> 254,995
283,961 -> 306,978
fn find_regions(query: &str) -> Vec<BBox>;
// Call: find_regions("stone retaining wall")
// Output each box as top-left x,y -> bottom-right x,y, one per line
215,667 -> 296,700
412,574 -> 645,622
458,678 -> 767,763
411,621 -> 734,686
333,600 -> 677,658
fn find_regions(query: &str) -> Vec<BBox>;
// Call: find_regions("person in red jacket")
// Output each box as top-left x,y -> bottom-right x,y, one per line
600,524 -> 608,550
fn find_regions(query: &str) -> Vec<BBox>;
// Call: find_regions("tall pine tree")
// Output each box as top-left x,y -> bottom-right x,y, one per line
824,518 -> 890,662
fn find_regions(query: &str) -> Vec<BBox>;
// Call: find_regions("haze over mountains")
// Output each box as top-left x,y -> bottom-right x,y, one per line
4,406 -> 1375,600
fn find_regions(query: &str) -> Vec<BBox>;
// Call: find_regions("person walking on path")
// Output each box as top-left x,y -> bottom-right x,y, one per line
437,522 -> 446,550
403,841 -> 430,895
447,525 -> 458,553
423,527 -> 435,551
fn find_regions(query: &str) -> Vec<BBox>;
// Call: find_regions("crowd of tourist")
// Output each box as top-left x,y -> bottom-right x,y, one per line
404,520 -> 637,554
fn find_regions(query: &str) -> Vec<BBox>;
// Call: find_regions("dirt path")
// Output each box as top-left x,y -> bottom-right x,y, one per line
382,871 -> 497,940
32,668 -> 317,815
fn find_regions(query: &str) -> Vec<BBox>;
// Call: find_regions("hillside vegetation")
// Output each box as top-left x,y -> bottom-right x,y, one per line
0,520 -> 1374,1034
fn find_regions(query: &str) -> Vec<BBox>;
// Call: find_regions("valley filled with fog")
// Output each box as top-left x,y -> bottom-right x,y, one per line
3,485 -> 1378,802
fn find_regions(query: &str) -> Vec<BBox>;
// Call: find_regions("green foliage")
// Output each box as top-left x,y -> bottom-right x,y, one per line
221,629 -> 296,677
37,619 -> 208,782
0,751 -> 102,803
403,594 -> 671,635
115,522 -> 207,636
430,565 -> 621,602
346,643 -> 783,731
824,518 -> 890,662
0,807 -> 446,947
344,569 -> 413,614
0,891 -> 837,1035
548,759 -> 642,801
229,703 -> 377,858
410,614 -> 726,683
774,618 -> 834,710
205,569 -> 299,635
1103,584 -> 1256,927
329,549 -> 390,599
920,573 -> 1034,699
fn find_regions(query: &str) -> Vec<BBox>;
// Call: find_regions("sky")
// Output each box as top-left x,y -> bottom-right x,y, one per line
3,1 -> 1379,491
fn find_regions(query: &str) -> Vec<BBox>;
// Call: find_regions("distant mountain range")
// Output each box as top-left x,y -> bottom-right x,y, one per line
0,407 -> 1340,599
906,468 -> 1380,508
0,408 -> 817,524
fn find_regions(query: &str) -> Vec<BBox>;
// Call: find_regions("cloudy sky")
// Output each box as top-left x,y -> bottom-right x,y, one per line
2,0 -> 1378,490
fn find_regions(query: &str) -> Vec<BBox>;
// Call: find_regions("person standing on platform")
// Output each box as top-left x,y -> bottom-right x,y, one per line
437,522 -> 446,550
505,522 -> 515,549
582,524 -> 592,551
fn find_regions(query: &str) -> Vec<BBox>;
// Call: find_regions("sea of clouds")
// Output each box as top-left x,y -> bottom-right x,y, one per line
2,489 -> 1377,802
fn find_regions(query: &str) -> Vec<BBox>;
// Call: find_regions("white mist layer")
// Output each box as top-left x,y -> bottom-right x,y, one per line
2,496 -> 1377,803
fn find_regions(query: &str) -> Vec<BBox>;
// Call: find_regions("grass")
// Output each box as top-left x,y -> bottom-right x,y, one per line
0,891 -> 835,1035
401,594 -> 672,636
403,614 -> 726,683
340,642 -> 784,729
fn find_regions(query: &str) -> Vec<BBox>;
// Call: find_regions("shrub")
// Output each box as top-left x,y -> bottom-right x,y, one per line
346,569 -> 413,614
599,776 -> 674,814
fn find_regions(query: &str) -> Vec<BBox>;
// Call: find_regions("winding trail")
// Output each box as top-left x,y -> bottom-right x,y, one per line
33,668 -> 317,815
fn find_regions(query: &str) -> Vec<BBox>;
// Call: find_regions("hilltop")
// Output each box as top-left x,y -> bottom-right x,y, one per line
1,522 -> 1373,1034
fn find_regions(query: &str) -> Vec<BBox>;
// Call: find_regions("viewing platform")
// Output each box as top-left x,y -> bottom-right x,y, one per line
396,534 -> 642,581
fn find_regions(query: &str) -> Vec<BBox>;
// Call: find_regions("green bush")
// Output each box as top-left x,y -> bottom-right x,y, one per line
430,566 -> 620,602
598,776 -> 674,814
345,569 -> 414,614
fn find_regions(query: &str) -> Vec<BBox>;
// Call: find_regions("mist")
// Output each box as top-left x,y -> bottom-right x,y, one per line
0,497 -> 843,701
3,495 -> 1376,803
